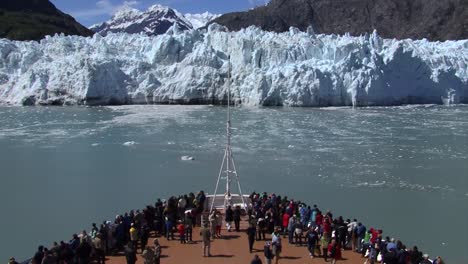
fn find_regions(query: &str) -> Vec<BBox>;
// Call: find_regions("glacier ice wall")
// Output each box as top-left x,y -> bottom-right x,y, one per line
0,24 -> 467,106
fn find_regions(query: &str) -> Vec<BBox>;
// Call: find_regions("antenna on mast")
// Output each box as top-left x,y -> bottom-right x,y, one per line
210,56 -> 247,212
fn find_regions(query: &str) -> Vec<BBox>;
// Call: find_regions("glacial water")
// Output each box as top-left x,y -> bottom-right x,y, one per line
0,105 -> 467,262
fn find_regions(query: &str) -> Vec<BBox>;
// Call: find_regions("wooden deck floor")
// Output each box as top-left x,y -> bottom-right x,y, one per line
105,225 -> 364,264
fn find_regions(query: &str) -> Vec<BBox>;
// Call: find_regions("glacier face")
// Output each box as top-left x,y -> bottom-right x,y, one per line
0,25 -> 467,106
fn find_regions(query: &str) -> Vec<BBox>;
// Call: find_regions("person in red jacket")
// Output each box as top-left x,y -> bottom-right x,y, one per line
315,211 -> 323,226
369,228 -> 379,244
282,213 -> 290,237
327,239 -> 342,264
177,222 -> 186,244
323,217 -> 332,239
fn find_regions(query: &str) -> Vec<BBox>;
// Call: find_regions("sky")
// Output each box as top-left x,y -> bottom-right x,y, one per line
51,0 -> 270,27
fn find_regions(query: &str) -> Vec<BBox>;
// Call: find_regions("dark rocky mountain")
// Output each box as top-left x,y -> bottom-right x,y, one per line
211,0 -> 468,41
0,0 -> 93,41
90,5 -> 193,36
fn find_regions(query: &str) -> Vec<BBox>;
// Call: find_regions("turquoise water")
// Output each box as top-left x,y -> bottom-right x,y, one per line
0,105 -> 467,262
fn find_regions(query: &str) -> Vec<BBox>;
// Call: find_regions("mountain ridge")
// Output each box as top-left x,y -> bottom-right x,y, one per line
0,0 -> 93,41
211,0 -> 468,41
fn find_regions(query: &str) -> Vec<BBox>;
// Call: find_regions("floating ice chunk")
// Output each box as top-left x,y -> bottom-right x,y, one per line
288,145 -> 295,148
369,181 -> 386,187
181,155 -> 194,161
91,143 -> 100,146
123,141 -> 137,146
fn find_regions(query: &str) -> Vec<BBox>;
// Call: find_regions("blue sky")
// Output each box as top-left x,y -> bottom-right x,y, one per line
51,0 -> 269,26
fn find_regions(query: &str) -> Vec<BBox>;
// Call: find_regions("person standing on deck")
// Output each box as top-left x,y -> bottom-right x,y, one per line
115,220 -> 126,252
247,223 -> 256,253
200,223 -> 212,257
178,195 -> 187,221
129,223 -> 139,251
142,245 -> 155,264
264,242 -> 273,264
266,209 -> 275,234
410,246 -> 423,264
99,222 -> 110,254
225,205 -> 234,232
165,217 -> 175,240
251,254 -> 263,264
185,211 -> 194,242
321,233 -> 331,261
177,221 -> 186,244
8,257 -> 19,264
271,228 -> 282,264
93,233 -> 106,264
153,239 -> 162,264
281,213 -> 290,237
69,234 -> 80,259
41,248 -> 56,264
76,240 -> 92,264
140,223 -> 151,253
327,239 -> 342,264
347,219 -> 358,251
287,215 -> 296,244
209,210 -> 217,239
124,242 -> 137,264
32,245 -> 44,264
257,217 -> 267,241
309,205 -> 318,227
91,223 -> 99,239
196,191 -> 206,213
215,211 -> 223,237
433,256 -> 445,264
306,226 -> 319,258
234,205 -> 242,232
419,254 -> 433,264
323,217 -> 332,240
293,220 -> 303,246
356,222 -> 366,252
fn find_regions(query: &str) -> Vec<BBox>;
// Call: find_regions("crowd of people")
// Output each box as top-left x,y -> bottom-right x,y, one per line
244,191 -> 445,264
12,190 -> 445,264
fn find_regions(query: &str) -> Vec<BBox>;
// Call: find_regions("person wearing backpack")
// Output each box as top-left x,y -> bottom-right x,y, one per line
327,239 -> 342,264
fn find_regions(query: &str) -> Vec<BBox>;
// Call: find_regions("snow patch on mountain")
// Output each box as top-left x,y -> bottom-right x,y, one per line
0,25 -> 467,106
90,4 -> 193,36
185,12 -> 221,29
89,4 -> 219,36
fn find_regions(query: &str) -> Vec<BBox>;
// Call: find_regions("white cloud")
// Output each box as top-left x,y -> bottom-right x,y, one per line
71,0 -> 141,19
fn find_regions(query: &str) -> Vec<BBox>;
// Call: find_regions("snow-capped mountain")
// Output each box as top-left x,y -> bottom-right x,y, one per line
90,5 -> 219,36
90,4 -> 193,36
0,25 -> 467,106
185,12 -> 221,29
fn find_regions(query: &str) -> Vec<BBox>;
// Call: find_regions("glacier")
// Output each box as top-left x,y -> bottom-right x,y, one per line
0,24 -> 467,106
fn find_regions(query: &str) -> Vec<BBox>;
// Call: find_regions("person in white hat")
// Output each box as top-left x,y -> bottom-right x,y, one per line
420,253 -> 432,264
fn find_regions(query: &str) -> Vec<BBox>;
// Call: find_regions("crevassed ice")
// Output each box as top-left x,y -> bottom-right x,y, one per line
0,24 -> 466,106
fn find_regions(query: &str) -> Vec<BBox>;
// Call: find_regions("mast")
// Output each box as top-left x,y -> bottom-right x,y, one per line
210,56 -> 246,212
226,56 -> 231,197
